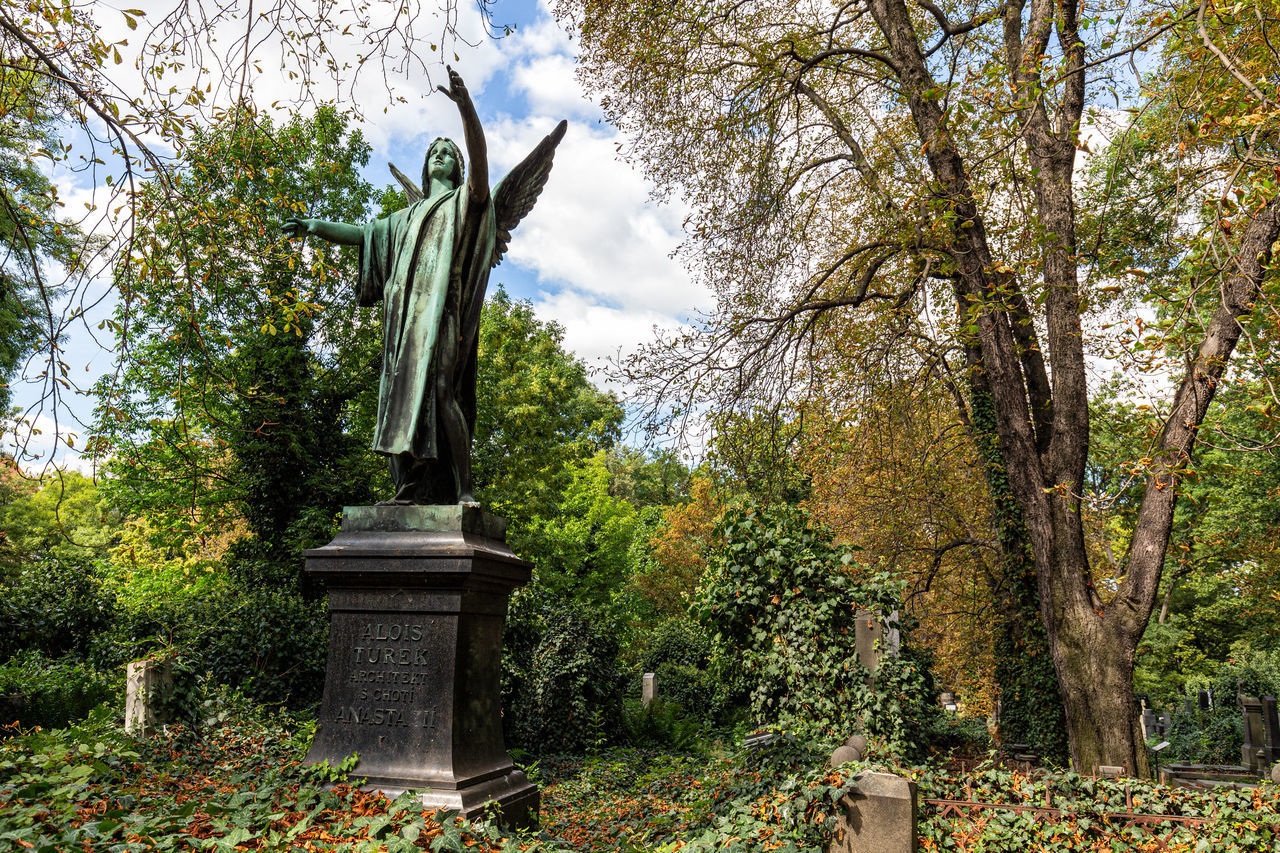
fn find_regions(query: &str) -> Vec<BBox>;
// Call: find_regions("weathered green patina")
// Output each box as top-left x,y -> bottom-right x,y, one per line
282,68 -> 566,506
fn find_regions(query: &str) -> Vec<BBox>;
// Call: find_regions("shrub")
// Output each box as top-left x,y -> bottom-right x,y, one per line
640,620 -> 711,672
0,652 -> 115,730
621,698 -> 708,753
90,584 -> 328,711
503,603 -> 626,754
0,559 -> 116,661
697,499 -> 936,760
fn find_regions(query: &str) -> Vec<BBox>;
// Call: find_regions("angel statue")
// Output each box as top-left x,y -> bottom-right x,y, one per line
282,67 -> 567,507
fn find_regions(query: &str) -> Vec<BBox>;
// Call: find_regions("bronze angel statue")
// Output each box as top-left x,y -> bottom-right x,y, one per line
282,67 -> 567,506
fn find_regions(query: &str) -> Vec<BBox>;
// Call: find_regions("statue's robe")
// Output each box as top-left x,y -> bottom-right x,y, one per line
357,186 -> 496,468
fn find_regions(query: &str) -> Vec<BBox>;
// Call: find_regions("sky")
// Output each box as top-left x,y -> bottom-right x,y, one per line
11,0 -> 711,471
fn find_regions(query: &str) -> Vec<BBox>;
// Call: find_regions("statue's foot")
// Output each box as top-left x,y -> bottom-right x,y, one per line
375,497 -> 416,507
458,493 -> 479,509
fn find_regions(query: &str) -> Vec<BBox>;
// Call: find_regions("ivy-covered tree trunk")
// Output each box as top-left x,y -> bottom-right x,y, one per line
967,376 -> 1067,763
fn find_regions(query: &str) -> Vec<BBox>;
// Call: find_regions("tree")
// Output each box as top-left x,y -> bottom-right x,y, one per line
92,106 -> 383,589
0,70 -> 83,423
473,289 -> 624,525
557,0 -> 1280,770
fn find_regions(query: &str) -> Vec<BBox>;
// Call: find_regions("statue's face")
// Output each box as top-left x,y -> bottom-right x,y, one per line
427,142 -> 460,185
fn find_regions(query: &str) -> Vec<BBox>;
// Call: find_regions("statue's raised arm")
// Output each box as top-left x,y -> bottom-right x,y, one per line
436,66 -> 488,205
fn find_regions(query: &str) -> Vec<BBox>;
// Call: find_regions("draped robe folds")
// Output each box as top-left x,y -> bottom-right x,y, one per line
357,186 -> 496,467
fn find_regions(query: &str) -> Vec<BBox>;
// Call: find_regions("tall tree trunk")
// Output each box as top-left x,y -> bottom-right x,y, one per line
966,350 -> 1067,761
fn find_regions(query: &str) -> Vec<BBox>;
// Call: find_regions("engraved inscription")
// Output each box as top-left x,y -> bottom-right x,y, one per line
336,621 -> 436,727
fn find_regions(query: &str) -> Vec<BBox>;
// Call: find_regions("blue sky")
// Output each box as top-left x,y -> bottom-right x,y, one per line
13,0 -> 708,470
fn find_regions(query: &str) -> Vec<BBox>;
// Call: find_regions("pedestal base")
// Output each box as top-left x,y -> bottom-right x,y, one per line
304,505 -> 538,827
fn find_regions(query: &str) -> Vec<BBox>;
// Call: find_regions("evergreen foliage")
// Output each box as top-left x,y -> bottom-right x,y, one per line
698,499 -> 936,759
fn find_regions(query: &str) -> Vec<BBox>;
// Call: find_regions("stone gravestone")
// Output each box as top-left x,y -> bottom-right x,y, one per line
1141,708 -> 1158,740
1241,694 -> 1266,772
854,609 -> 900,683
303,506 -> 537,825
827,771 -> 918,853
1262,696 -> 1280,767
125,658 -> 173,736
642,673 -> 656,707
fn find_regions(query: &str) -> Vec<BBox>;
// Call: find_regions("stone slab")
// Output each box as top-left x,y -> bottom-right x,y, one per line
342,505 -> 507,540
828,771 -> 918,853
125,658 -> 172,736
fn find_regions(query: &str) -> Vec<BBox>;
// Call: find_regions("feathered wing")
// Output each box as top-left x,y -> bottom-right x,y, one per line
388,163 -> 424,204
490,120 -> 568,268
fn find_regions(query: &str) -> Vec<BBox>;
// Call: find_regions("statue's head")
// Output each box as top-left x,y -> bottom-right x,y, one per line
423,137 -> 464,189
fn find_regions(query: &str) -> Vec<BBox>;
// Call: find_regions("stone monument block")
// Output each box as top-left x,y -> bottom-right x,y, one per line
642,672 -> 656,707
828,771 -> 918,853
304,505 -> 537,826
125,657 -> 172,736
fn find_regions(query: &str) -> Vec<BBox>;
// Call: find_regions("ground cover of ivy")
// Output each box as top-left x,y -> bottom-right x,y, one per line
0,706 -> 539,852
7,705 -> 1280,853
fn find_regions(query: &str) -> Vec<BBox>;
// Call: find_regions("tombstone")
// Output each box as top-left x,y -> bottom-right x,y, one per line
125,658 -> 173,736
1095,765 -> 1125,777
1240,695 -> 1266,772
642,673 -> 656,707
303,506 -> 538,826
1159,713 -> 1171,736
827,771 -> 917,853
1198,689 -> 1212,711
1141,708 -> 1158,740
1262,696 -> 1280,766
1183,696 -> 1196,715
854,609 -> 899,682
939,691 -> 958,712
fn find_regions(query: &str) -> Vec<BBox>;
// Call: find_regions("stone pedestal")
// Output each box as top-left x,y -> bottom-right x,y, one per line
304,505 -> 538,826
125,657 -> 173,736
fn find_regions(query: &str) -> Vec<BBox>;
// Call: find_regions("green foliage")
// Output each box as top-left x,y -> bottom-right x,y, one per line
0,73 -> 82,415
91,584 -> 328,711
95,104 -> 383,592
1159,645 -> 1280,765
697,499 -> 935,759
474,289 -> 624,527
0,559 -> 116,661
639,619 -> 712,672
0,652 -> 114,730
620,699 -> 709,754
968,386 -> 1068,763
633,620 -> 726,721
503,603 -> 626,754
0,472 -> 122,576
0,702 -> 547,852
915,763 -> 1280,851
516,452 -> 640,605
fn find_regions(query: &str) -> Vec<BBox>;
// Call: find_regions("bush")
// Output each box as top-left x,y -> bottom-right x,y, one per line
621,698 -> 708,753
1161,644 -> 1280,765
697,500 -> 937,760
503,603 -> 626,754
0,652 -> 115,730
640,620 -> 711,672
90,584 -> 328,711
0,559 -> 116,661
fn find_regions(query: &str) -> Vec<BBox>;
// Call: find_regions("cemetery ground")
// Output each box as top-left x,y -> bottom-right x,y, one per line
5,696 -> 1280,852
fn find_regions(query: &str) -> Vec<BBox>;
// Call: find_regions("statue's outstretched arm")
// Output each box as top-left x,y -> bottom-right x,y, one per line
437,66 -> 488,203
280,217 -> 363,246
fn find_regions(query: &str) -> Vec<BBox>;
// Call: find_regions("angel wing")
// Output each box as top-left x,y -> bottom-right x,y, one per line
388,162 -> 424,204
490,120 -> 568,268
